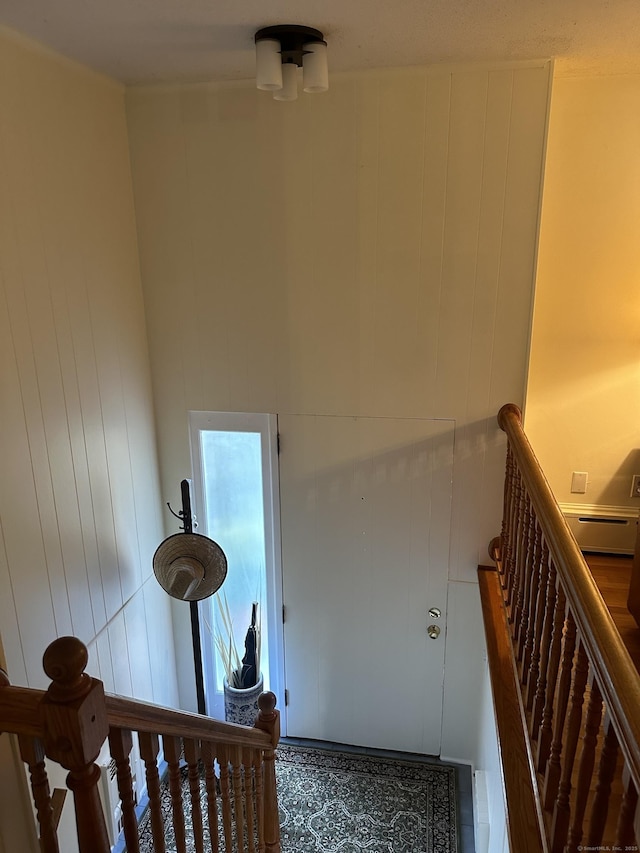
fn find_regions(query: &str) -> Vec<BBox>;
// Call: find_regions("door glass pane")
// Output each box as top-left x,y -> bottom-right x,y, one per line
200,430 -> 269,692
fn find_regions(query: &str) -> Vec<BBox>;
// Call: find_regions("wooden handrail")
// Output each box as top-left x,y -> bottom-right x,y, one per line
498,404 -> 640,789
0,679 -> 44,738
105,694 -> 272,748
0,677 -> 274,750
483,403 -> 640,852
0,670 -> 278,749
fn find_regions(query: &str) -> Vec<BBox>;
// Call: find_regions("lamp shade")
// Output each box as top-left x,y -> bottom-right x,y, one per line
256,38 -> 283,90
303,41 -> 328,93
273,62 -> 298,101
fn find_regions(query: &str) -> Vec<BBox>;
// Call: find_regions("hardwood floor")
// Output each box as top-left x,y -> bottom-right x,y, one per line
584,551 -> 640,671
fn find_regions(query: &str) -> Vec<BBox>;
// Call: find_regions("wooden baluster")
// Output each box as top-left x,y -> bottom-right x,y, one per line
566,675 -> 603,851
543,608 -> 576,812
530,551 -> 556,719
536,581 -> 565,773
511,478 -> 527,638
201,741 -> 220,853
497,446 -> 508,582
499,445 -> 515,589
614,767 -> 639,849
512,479 -> 529,639
138,731 -> 166,853
254,692 -> 281,853
40,637 -> 110,853
231,745 -> 246,853
521,517 -> 543,680
515,490 -> 532,642
108,728 -> 140,853
504,449 -> 519,597
505,464 -> 519,608
516,496 -> 536,667
550,641 -> 589,852
218,743 -> 234,852
508,471 -> 525,619
184,738 -> 205,853
17,735 -> 60,853
586,714 -> 619,847
524,535 -> 549,712
163,735 -> 187,853
244,747 -> 257,853
254,740 -> 265,852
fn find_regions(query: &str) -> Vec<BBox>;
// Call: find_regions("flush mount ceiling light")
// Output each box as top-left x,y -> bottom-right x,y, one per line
255,25 -> 328,101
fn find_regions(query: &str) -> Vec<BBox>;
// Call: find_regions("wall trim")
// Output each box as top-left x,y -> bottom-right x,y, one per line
473,770 -> 491,853
560,502 -> 639,520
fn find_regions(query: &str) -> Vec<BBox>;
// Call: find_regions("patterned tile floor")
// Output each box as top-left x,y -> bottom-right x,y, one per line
280,736 -> 476,853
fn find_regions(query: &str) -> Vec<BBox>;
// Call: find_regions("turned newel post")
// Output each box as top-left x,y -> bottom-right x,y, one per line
255,691 -> 281,853
41,637 -> 111,853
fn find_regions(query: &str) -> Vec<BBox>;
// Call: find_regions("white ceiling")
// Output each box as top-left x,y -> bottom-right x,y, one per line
1,0 -> 640,85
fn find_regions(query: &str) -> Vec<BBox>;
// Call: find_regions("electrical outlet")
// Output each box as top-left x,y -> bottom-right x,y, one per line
631,475 -> 640,498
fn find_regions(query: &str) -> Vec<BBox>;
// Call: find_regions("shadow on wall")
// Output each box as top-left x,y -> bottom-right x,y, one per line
598,448 -> 640,507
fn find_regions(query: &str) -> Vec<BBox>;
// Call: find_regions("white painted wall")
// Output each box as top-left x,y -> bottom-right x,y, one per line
526,72 -> 640,514
0,637 -> 39,853
0,28 -> 178,850
474,655 -> 509,853
126,61 -> 551,768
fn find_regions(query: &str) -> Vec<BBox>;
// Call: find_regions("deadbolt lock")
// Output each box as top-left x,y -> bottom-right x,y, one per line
427,624 -> 441,639
428,607 -> 441,619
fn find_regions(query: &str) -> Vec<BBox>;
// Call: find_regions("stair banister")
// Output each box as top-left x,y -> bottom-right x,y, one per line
481,403 -> 640,852
0,635 -> 281,852
498,404 -> 640,786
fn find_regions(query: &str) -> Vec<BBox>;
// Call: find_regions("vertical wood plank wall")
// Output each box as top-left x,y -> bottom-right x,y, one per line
126,62 -> 551,759
0,32 -> 178,713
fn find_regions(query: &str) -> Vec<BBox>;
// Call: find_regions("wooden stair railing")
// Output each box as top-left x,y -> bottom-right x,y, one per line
0,636 -> 281,853
480,403 -> 640,853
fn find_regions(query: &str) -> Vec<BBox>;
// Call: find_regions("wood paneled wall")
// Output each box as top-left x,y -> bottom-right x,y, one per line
0,29 -> 178,708
127,62 -> 551,759
128,63 -> 550,576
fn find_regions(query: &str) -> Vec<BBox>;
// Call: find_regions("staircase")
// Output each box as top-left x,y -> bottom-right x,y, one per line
7,401 -> 640,853
0,635 -> 281,852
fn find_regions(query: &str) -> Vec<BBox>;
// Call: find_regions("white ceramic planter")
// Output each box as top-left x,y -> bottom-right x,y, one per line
223,674 -> 264,726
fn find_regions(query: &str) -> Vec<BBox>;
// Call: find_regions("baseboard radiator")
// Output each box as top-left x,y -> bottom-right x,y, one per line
0,638 -> 282,852
479,404 -> 640,853
562,504 -> 637,555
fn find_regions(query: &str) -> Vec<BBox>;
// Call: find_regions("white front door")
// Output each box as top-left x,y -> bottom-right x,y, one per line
278,415 -> 454,755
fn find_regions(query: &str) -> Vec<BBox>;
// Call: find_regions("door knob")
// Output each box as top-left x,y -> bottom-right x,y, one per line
427,624 -> 441,639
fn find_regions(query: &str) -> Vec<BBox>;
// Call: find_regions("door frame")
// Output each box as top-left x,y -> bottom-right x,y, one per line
188,411 -> 286,730
277,413 -> 454,753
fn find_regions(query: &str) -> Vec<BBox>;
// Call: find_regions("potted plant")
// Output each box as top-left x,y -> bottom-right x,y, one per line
214,593 -> 263,726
